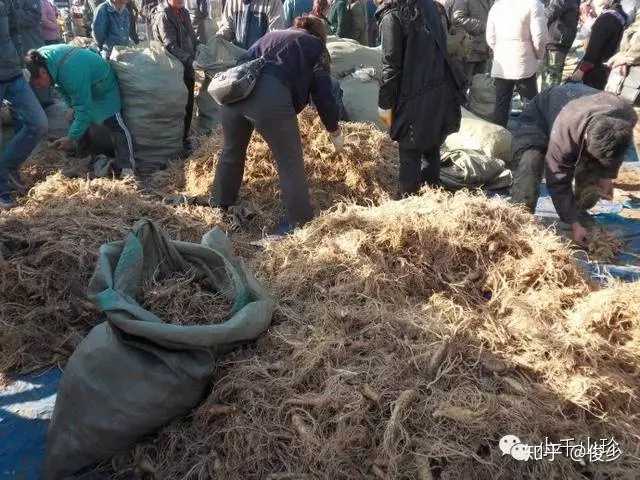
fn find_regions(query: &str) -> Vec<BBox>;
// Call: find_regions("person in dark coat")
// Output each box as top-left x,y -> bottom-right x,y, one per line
153,0 -> 200,150
542,0 -> 580,88
377,0 -> 462,196
210,15 -> 342,232
570,0 -> 627,89
510,82 -> 636,244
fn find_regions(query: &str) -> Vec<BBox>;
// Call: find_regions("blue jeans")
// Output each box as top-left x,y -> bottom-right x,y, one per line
0,76 -> 48,194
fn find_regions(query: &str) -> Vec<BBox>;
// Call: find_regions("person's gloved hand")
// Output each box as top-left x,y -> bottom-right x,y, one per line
378,107 -> 392,128
329,128 -> 344,153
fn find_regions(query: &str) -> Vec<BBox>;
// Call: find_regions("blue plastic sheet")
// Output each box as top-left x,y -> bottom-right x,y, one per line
0,369 -> 61,480
533,160 -> 640,282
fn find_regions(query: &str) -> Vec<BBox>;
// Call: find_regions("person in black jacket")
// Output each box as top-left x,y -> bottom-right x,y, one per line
153,0 -> 200,149
210,15 -> 342,232
542,0 -> 579,88
377,0 -> 461,196
511,83 -> 635,244
570,0 -> 627,89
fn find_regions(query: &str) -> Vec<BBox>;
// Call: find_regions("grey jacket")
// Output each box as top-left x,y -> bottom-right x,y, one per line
452,0 -> 493,62
0,0 -> 23,82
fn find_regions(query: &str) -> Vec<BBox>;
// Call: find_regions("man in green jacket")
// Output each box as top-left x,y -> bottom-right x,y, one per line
328,0 -> 354,39
25,44 -> 135,177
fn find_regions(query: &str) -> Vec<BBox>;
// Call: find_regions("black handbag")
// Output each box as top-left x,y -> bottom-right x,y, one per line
207,57 -> 266,106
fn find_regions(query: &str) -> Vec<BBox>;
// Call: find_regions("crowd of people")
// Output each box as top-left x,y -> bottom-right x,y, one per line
1,0 -> 640,241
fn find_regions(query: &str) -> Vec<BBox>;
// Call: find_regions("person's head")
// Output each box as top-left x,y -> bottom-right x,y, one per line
25,49 -> 52,89
167,0 -> 184,8
592,0 -> 620,15
583,115 -> 633,173
293,14 -> 328,44
113,0 -> 128,9
311,0 -> 329,17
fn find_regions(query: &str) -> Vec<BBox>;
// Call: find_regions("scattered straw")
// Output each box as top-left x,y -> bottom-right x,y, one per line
0,174 -> 225,375
111,190 -> 639,479
587,228 -> 625,263
154,109 -> 398,228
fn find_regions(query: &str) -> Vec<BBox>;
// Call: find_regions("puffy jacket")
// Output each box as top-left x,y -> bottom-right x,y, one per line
452,0 -> 493,62
377,0 -> 461,150
154,4 -> 198,71
0,0 -> 22,81
545,0 -> 579,52
14,0 -> 43,52
92,0 -> 132,57
38,44 -> 122,140
486,0 -> 548,80
218,0 -> 284,49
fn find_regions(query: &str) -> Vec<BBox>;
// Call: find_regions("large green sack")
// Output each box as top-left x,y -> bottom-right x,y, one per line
195,38 -> 247,132
326,36 -> 382,77
440,148 -> 512,190
43,220 -> 274,479
444,108 -> 512,163
111,43 -> 188,173
468,73 -> 496,121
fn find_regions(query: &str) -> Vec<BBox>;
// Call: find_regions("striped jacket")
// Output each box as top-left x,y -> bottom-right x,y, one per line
218,0 -> 283,49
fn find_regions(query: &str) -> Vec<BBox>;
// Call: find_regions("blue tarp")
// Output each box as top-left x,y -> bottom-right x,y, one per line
0,369 -> 61,480
533,159 -> 640,282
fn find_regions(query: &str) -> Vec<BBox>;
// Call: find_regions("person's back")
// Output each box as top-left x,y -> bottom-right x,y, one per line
487,0 -> 547,80
244,28 -> 332,115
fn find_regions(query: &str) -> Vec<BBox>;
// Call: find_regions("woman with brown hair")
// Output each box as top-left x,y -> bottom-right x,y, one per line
210,15 -> 343,233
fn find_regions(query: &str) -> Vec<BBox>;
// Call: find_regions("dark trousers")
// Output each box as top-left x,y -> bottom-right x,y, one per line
79,113 -> 135,170
398,145 -> 441,197
184,71 -> 195,142
493,75 -> 538,128
211,74 -> 314,226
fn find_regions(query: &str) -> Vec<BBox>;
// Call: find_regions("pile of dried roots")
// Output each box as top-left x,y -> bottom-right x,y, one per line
142,268 -> 234,326
0,174 -> 224,376
154,109 -> 398,227
113,190 -> 640,480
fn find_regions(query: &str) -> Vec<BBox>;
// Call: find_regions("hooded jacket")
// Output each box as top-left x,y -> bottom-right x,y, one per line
38,44 -> 122,140
377,0 -> 461,150
512,83 -> 636,223
544,0 -> 579,52
92,0 -> 132,57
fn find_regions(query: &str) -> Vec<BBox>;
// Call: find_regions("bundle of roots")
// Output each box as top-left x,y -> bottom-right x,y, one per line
142,267 -> 234,326
113,190 -> 640,480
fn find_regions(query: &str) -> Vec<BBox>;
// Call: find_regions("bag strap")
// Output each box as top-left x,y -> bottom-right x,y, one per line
419,0 -> 465,101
